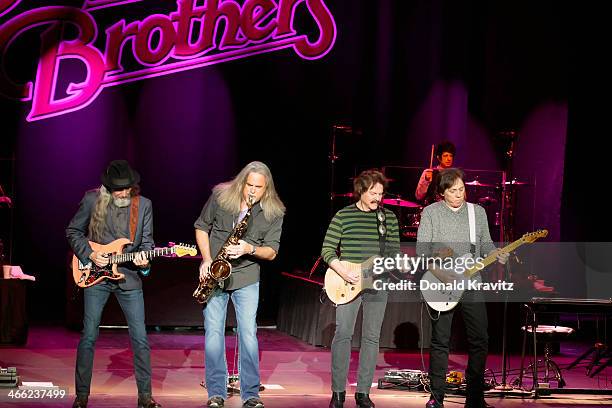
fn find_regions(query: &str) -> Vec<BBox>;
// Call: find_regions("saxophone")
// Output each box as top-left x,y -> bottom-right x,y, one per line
193,195 -> 254,304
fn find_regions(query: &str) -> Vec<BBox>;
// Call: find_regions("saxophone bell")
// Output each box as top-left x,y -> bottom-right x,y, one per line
193,195 -> 255,304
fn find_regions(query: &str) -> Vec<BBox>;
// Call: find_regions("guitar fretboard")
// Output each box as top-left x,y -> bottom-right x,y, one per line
465,230 -> 548,278
466,235 -> 540,278
110,247 -> 175,265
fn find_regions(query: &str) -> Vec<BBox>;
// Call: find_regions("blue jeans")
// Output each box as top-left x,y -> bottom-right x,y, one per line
204,282 -> 260,401
75,281 -> 152,397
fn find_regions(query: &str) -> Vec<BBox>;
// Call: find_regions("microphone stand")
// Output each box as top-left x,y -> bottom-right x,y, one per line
310,125 -> 342,279
494,131 -> 520,395
329,126 -> 340,219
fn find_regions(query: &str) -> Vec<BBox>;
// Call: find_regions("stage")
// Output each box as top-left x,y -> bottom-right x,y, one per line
1,326 -> 611,407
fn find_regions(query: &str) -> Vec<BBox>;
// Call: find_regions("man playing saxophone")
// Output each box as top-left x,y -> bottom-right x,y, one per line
194,161 -> 285,408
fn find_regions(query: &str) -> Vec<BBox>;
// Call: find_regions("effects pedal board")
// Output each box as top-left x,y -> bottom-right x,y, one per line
378,369 -> 427,390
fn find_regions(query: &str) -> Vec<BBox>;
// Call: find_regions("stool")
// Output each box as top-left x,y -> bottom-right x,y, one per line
519,325 -> 574,388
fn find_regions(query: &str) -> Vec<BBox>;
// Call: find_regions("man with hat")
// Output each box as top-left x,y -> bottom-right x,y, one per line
66,160 -> 161,408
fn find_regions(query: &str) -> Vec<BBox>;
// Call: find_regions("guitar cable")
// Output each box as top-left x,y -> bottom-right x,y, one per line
421,299 -> 450,407
319,288 -> 330,305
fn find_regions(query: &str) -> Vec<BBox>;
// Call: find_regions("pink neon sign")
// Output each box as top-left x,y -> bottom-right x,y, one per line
0,0 -> 337,121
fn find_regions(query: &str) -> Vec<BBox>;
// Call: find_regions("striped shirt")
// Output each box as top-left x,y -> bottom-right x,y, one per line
321,204 -> 400,265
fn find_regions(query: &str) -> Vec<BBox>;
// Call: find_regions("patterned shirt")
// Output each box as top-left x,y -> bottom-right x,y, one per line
321,204 -> 400,265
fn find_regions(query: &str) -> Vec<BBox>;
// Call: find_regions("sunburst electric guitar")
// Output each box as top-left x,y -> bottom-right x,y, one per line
72,238 -> 197,287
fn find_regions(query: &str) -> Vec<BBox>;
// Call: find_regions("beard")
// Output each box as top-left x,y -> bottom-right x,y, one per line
113,196 -> 131,208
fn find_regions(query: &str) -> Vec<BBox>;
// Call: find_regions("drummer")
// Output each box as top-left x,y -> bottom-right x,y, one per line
415,140 -> 456,204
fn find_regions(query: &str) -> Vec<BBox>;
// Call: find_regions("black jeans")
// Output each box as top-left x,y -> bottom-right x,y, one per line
428,290 -> 488,404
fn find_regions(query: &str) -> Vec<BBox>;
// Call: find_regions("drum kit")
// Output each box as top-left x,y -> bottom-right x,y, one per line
334,176 -> 529,240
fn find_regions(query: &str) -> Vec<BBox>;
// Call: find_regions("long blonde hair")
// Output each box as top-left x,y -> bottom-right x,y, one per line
88,185 -> 140,241
213,161 -> 285,221
89,186 -> 112,242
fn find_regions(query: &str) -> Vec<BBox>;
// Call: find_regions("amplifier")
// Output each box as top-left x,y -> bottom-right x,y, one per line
0,367 -> 18,388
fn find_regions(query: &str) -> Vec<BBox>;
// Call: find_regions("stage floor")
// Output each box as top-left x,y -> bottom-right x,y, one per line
0,327 -> 611,407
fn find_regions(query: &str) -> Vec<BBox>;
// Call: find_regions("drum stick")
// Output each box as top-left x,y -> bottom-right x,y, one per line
429,144 -> 435,168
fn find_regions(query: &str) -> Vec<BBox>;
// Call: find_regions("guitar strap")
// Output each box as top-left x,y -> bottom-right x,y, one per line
467,203 -> 476,255
376,207 -> 387,256
129,195 -> 140,242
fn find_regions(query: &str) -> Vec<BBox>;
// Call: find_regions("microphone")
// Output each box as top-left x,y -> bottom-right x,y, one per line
333,125 -> 352,130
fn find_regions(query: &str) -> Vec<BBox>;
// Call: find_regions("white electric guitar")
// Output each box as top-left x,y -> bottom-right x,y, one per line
421,230 -> 548,312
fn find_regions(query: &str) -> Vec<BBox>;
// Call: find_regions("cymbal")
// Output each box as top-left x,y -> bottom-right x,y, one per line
478,196 -> 498,205
381,198 -> 421,208
501,180 -> 528,186
465,180 -> 494,187
349,176 -> 396,182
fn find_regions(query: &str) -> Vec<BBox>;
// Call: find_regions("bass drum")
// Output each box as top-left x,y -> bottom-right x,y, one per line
399,206 -> 423,241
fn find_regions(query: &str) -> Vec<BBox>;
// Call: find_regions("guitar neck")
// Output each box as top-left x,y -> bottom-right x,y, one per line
110,247 -> 174,265
465,238 -> 527,278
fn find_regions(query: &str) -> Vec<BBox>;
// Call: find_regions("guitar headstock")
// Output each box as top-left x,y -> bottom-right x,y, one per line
170,242 -> 198,257
522,229 -> 549,243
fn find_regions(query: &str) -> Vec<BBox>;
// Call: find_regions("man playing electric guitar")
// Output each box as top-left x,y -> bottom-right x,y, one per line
66,160 -> 161,408
322,169 -> 401,408
417,168 -> 508,408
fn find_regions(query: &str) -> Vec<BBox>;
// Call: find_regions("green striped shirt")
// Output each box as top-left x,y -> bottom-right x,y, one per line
321,204 -> 400,265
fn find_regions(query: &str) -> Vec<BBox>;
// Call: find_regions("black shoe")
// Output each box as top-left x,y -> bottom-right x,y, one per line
329,391 -> 345,408
137,395 -> 162,408
72,396 -> 88,408
207,396 -> 225,407
425,398 -> 444,408
243,397 -> 264,408
464,399 -> 493,408
355,393 -> 375,408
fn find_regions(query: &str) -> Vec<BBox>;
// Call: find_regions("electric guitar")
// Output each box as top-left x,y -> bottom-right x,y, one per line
421,229 -> 548,312
324,256 -> 389,305
72,238 -> 197,287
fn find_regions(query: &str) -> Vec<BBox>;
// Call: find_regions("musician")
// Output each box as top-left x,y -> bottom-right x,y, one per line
322,169 -> 401,408
415,140 -> 456,204
194,161 -> 285,408
66,160 -> 161,408
417,168 -> 508,408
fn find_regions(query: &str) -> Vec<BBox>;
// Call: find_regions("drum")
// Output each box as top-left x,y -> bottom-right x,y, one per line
381,196 -> 423,240
400,206 -> 422,240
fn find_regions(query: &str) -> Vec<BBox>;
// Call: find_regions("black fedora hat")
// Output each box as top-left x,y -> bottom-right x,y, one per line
101,160 -> 140,190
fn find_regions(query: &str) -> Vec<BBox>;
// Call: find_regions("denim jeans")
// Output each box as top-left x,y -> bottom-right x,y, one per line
331,289 -> 388,393
75,281 -> 152,397
204,282 -> 260,401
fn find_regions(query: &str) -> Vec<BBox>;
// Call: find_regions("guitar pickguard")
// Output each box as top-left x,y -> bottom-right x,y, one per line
84,264 -> 120,286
